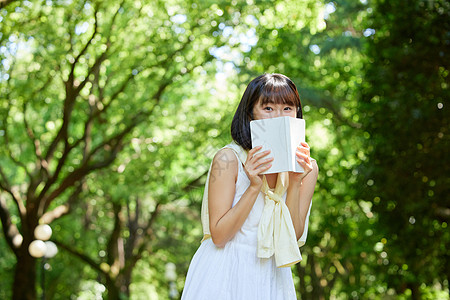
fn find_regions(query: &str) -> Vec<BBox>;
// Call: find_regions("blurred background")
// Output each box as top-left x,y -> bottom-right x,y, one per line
0,0 -> 448,299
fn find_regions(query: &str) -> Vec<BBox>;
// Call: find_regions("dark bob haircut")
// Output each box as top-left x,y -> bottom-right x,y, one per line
231,73 -> 303,150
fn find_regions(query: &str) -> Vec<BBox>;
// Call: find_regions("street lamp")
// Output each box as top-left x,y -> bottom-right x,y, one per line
28,224 -> 58,300
34,224 -> 52,241
165,262 -> 178,300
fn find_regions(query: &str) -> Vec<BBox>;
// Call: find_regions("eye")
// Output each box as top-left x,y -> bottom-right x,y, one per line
264,107 -> 273,111
284,106 -> 294,111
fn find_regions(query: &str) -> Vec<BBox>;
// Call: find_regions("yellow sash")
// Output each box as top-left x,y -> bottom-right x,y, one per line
200,141 -> 305,268
257,173 -> 301,267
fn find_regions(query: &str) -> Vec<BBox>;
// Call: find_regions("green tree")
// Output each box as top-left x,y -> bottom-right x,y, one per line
3,0 -> 448,299
0,0 -> 240,298
358,0 -> 450,298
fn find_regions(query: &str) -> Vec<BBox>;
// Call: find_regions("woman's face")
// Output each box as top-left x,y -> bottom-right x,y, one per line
252,100 -> 297,120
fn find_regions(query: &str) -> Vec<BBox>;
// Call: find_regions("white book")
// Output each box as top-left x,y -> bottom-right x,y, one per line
250,116 -> 305,174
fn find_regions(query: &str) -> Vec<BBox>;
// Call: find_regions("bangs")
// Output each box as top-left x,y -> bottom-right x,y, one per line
232,73 -> 303,150
257,79 -> 300,108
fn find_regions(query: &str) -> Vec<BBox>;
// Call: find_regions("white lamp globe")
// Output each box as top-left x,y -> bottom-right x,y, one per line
165,262 -> 177,281
44,241 -> 58,258
34,224 -> 52,241
12,234 -> 23,248
29,240 -> 47,258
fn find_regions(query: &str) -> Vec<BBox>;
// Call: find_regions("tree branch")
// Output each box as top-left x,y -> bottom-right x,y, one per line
52,239 -> 107,276
35,11 -> 196,220
44,8 -> 101,164
0,0 -> 17,9
36,139 -> 77,213
39,2 -> 119,179
0,195 -> 20,256
43,94 -> 76,164
23,101 -> 47,174
23,71 -> 56,175
0,167 -> 25,217
107,201 -> 123,266
182,170 -> 209,193
69,8 -> 99,82
41,131 -> 125,213
122,202 -> 161,275
2,104 -> 32,179
299,87 -> 362,129
75,48 -> 107,95
124,197 -> 139,259
39,181 -> 83,224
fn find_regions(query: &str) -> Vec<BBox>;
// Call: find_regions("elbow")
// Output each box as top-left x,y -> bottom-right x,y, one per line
210,231 -> 228,248
212,239 -> 227,248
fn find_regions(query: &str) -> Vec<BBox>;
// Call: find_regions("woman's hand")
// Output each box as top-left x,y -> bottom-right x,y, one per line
244,146 -> 273,188
289,142 -> 313,187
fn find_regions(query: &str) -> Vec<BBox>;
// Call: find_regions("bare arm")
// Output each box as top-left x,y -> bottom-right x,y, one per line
286,160 -> 319,240
208,147 -> 272,247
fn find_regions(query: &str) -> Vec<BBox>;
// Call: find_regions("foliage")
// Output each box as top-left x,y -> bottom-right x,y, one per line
0,0 -> 448,299
0,0 -> 244,298
358,0 -> 450,298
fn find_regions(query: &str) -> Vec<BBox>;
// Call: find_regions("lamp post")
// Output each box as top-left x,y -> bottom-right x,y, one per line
28,224 -> 58,300
165,262 -> 178,300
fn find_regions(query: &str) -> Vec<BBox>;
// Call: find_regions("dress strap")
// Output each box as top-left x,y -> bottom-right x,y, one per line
221,144 -> 246,173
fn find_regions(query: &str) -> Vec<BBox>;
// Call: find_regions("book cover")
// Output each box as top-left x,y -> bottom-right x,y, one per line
250,116 -> 305,174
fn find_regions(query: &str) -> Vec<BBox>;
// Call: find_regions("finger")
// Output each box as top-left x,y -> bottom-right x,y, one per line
296,157 -> 308,168
297,145 -> 310,156
296,161 -> 312,175
256,162 -> 272,174
251,149 -> 271,162
296,156 -> 312,169
248,162 -> 272,177
254,156 -> 274,169
248,145 -> 263,156
247,156 -> 273,172
300,141 -> 310,148
296,156 -> 312,171
296,152 -> 310,163
245,155 -> 272,173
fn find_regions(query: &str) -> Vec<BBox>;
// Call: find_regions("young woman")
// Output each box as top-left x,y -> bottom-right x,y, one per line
181,73 -> 319,299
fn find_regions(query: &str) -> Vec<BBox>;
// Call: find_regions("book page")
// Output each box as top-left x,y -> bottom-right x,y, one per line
250,116 -> 305,174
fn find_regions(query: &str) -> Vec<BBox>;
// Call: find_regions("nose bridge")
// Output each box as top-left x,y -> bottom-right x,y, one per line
275,106 -> 283,117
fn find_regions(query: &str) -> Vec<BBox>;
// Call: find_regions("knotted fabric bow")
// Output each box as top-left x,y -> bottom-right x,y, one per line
201,141 -> 305,268
257,173 -> 302,268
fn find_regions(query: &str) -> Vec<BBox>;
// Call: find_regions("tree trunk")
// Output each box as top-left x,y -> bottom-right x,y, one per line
296,260 -> 307,300
105,277 -> 121,300
309,255 -> 324,300
13,246 -> 37,300
120,269 -> 132,298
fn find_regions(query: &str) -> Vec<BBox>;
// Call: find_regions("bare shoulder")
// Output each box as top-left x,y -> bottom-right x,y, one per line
210,148 -> 239,180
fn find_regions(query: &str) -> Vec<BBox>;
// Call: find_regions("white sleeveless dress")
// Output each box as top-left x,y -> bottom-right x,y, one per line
181,147 -> 298,300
